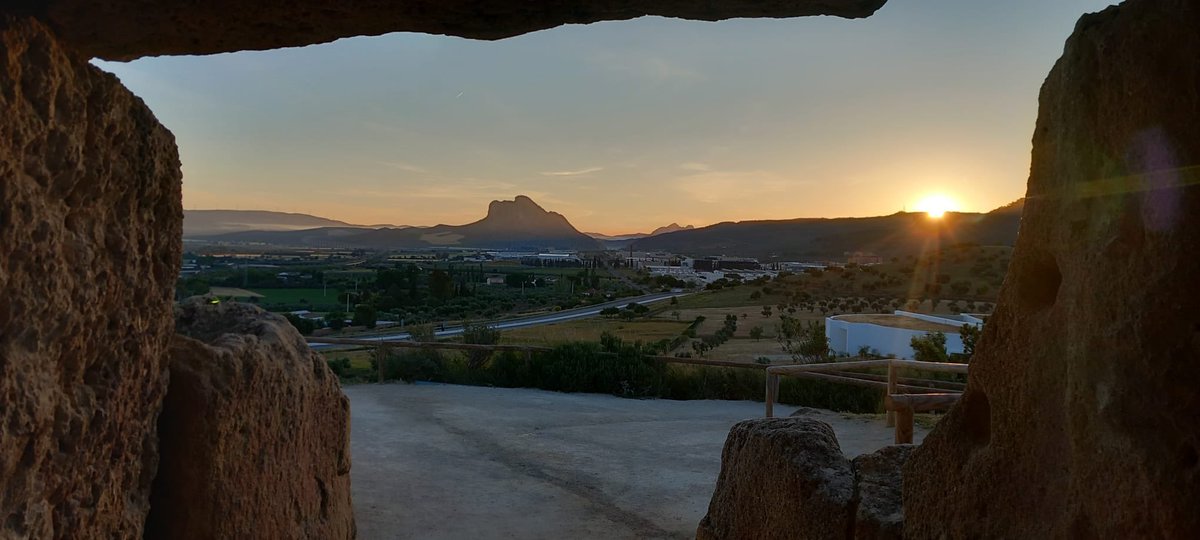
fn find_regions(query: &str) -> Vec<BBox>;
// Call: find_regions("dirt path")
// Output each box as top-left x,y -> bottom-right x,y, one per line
347,383 -> 927,539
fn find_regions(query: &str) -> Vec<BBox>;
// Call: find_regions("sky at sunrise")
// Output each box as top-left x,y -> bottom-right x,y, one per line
96,0 -> 1114,234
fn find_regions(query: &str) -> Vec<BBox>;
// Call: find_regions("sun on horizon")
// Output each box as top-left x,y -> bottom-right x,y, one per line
913,194 -> 960,219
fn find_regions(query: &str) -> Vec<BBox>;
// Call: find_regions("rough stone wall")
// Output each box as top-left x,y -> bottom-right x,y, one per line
0,15 -> 181,538
27,0 -> 886,61
904,0 -> 1200,537
697,418 -> 912,540
851,445 -> 910,540
146,299 -> 354,539
697,418 -> 854,540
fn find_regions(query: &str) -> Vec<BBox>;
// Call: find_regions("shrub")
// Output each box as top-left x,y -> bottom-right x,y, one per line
461,322 -> 501,369
352,304 -> 378,329
383,349 -> 445,382
910,332 -> 949,363
777,317 -> 831,364
325,309 -> 346,330
284,313 -> 316,336
326,357 -> 351,376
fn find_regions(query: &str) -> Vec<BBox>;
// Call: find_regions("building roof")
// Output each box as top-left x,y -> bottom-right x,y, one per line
834,314 -> 963,332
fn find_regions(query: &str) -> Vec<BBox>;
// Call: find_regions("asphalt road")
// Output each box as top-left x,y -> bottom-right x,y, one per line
308,291 -> 687,349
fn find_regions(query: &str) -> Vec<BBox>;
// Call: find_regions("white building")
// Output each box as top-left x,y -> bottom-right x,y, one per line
825,311 -> 983,359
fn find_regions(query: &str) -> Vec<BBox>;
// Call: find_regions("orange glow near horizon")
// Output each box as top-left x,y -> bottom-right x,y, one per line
913,194 -> 960,219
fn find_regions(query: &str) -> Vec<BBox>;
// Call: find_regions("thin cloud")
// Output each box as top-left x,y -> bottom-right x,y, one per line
590,52 -> 703,83
329,178 -> 519,201
680,162 -> 712,172
377,160 -> 428,174
541,167 -> 604,177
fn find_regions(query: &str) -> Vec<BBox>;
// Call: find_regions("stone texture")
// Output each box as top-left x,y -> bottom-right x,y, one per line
904,0 -> 1200,537
0,15 -> 181,538
696,418 -> 854,540
20,0 -> 886,61
852,445 -> 912,540
146,299 -> 354,539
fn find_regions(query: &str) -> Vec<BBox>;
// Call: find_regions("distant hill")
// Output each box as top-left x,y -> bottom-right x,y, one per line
989,198 -> 1025,214
629,204 -> 1022,260
586,222 -> 696,245
650,223 -> 695,236
183,209 -> 404,237
196,196 -> 601,251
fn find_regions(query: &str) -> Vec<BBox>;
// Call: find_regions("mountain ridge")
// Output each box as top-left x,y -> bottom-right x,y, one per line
630,203 -> 1023,259
184,209 -> 406,237
187,198 -> 1024,256
191,196 -> 601,250
585,222 -> 695,242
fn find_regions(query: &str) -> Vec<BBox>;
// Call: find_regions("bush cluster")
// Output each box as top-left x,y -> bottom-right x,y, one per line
368,335 -> 883,413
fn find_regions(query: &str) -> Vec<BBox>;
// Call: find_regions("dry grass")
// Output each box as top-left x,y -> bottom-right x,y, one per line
701,339 -> 790,363
498,318 -> 690,346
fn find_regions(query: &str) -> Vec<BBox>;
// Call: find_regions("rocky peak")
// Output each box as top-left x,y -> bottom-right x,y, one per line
480,195 -> 577,233
651,223 -> 695,235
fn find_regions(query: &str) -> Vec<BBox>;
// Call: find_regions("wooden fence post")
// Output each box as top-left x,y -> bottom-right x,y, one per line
886,361 -> 897,428
377,342 -> 388,383
895,406 -> 914,444
765,373 -> 777,418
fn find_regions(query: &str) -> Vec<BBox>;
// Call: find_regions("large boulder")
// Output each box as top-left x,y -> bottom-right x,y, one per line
26,0 -> 887,61
851,445 -> 912,540
0,15 -> 181,539
145,299 -> 354,539
904,0 -> 1200,537
696,418 -> 855,540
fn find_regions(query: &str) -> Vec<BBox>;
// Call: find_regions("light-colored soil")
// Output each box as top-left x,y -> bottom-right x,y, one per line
348,383 -> 927,540
836,314 -> 963,332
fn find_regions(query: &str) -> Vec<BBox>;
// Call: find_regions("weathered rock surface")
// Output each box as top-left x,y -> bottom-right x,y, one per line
696,418 -> 854,540
852,445 -> 912,540
904,0 -> 1200,537
20,0 -> 886,61
146,299 -> 354,539
0,15 -> 181,538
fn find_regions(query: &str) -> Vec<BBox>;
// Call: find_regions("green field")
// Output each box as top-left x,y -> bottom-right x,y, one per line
670,287 -> 792,310
251,288 -> 341,310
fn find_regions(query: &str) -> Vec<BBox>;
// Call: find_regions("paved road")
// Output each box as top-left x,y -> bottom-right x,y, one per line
308,291 -> 687,349
348,383 -> 927,539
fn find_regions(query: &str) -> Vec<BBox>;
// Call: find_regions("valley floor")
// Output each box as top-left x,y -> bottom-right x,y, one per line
347,383 -> 926,539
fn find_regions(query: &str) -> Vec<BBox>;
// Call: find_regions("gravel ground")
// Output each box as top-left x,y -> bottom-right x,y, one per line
347,382 -> 927,540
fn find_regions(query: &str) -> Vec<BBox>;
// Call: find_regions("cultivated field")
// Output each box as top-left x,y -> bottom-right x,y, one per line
499,318 -> 690,346
251,287 -> 341,310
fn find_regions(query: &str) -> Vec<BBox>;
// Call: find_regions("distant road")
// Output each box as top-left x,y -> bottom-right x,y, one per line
307,291 -> 687,349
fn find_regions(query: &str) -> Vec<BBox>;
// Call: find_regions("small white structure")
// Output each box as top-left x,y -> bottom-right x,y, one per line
825,311 -> 982,359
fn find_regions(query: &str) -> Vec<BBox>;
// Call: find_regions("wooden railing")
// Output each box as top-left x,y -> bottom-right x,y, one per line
763,359 -> 968,444
306,337 -> 768,383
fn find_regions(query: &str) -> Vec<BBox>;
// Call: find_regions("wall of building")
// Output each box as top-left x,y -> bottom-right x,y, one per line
826,317 -> 967,359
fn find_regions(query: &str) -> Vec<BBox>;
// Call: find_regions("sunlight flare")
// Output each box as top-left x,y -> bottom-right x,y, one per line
913,194 -> 960,219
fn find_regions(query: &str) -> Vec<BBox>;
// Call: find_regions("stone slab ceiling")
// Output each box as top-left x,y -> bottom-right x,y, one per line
17,0 -> 887,60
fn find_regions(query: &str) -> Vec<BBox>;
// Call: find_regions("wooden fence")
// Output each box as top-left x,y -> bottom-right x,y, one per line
306,337 -> 768,383
309,337 -> 968,443
764,359 -> 968,444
